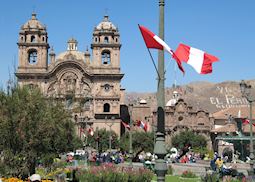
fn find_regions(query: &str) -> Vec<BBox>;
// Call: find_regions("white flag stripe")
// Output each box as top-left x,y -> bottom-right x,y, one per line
188,47 -> 205,73
153,35 -> 173,55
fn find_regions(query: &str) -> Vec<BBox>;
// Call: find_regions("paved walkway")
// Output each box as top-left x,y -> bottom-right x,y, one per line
171,160 -> 250,176
120,160 -> 250,176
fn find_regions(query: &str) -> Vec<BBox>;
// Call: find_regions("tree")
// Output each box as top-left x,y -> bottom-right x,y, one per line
119,131 -> 154,161
86,128 -> 119,152
0,86 -> 82,178
171,130 -> 207,150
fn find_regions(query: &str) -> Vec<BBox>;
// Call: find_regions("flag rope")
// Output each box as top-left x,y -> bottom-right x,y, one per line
164,57 -> 171,74
146,47 -> 161,80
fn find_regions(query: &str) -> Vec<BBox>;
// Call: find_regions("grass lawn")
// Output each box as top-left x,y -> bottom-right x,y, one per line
152,175 -> 201,182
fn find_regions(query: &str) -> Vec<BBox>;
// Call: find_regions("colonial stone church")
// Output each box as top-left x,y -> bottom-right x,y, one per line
15,13 -> 125,137
154,91 -> 213,150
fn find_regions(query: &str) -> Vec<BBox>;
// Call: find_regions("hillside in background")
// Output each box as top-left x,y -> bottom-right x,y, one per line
125,80 -> 255,114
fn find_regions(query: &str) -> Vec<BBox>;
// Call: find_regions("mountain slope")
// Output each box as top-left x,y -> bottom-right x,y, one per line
126,80 -> 255,113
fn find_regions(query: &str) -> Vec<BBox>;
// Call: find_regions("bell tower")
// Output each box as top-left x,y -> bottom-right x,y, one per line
91,15 -> 121,72
17,13 -> 49,72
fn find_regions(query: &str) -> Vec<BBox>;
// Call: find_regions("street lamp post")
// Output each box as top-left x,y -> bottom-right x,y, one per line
79,116 -> 89,168
154,0 -> 167,181
129,104 -> 133,167
105,116 -> 114,152
240,80 -> 255,175
96,127 -> 99,152
85,117 -> 90,168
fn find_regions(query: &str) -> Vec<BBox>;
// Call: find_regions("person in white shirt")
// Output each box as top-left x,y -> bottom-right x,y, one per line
29,174 -> 41,182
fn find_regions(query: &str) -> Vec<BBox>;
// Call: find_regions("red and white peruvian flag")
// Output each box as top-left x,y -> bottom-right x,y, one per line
88,127 -> 94,136
174,43 -> 219,74
242,118 -> 255,126
121,121 -> 131,130
136,120 -> 148,132
138,25 -> 185,73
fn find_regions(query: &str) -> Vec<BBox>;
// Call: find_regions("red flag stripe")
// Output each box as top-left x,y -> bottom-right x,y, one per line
174,43 -> 190,63
138,25 -> 185,74
121,121 -> 130,130
136,120 -> 148,132
242,119 -> 255,126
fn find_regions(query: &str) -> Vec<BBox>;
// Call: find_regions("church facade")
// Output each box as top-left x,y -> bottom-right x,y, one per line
150,91 -> 213,150
15,13 -> 125,137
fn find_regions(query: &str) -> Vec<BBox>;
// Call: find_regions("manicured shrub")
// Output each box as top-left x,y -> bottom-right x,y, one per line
181,170 -> 197,178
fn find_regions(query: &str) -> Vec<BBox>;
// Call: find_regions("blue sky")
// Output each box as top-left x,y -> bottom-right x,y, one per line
0,0 -> 254,92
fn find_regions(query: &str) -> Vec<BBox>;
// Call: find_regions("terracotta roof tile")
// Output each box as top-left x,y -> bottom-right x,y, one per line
211,123 -> 236,133
212,107 -> 255,119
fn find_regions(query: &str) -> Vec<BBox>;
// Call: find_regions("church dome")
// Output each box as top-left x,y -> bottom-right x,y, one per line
166,99 -> 177,107
166,91 -> 179,107
56,38 -> 85,61
21,13 -> 46,31
68,37 -> 77,44
140,99 -> 147,104
95,15 -> 117,31
56,51 -> 85,61
173,91 -> 178,95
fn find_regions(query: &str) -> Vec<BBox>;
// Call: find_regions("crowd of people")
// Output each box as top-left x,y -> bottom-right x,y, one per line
67,150 -> 128,165
210,152 -> 245,178
89,151 -> 125,164
165,145 -> 210,164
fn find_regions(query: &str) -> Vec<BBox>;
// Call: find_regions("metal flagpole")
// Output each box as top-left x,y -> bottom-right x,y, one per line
154,0 -> 167,181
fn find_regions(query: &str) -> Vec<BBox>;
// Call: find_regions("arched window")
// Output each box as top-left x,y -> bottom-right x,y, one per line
115,38 -> 118,43
84,100 -> 91,111
103,103 -> 110,112
104,37 -> 109,43
31,35 -> 36,43
66,95 -> 73,109
28,50 -> 37,64
66,97 -> 73,109
42,36 -> 45,42
94,37 -> 100,43
101,50 -> 111,65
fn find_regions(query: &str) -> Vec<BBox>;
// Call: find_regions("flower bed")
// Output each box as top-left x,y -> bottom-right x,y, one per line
1,178 -> 52,182
76,163 -> 154,182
